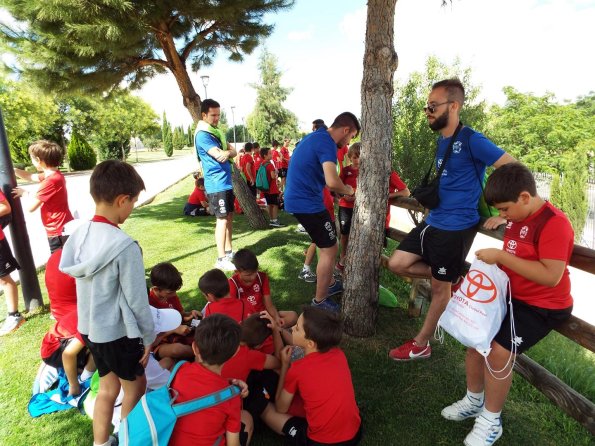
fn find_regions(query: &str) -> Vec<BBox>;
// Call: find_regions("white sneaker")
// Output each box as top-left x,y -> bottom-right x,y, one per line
215,257 -> 236,271
441,395 -> 483,421
464,415 -> 503,446
298,269 -> 317,283
0,314 -> 24,336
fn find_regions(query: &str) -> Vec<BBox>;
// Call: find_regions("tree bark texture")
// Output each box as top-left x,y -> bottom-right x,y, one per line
342,0 -> 398,337
231,167 -> 269,229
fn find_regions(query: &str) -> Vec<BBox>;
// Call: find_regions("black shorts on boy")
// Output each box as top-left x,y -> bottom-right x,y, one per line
338,207 -> 353,235
493,299 -> 572,354
294,211 -> 337,249
48,235 -> 69,254
278,168 -> 288,178
0,238 -> 20,277
397,221 -> 476,282
264,193 -> 279,207
183,203 -> 209,216
43,338 -> 89,370
207,189 -> 235,218
82,334 -> 145,380
282,417 -> 362,446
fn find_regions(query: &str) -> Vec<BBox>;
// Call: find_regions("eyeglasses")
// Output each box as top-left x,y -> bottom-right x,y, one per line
423,101 -> 452,114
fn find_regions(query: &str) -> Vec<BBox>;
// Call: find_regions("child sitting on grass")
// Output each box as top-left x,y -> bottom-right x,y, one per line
184,175 -> 212,216
201,268 -> 250,323
148,262 -> 201,360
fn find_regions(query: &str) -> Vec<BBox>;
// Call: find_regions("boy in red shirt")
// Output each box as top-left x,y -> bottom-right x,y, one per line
337,143 -> 360,271
279,138 -> 291,191
13,140 -> 74,253
268,306 -> 362,445
200,268 -> 250,323
259,147 -> 285,228
169,314 -> 251,446
184,176 -> 211,216
40,310 -> 96,396
148,262 -> 200,360
442,163 -> 574,446
241,143 -> 256,197
384,170 -> 410,244
45,248 -> 77,322
0,190 -> 25,336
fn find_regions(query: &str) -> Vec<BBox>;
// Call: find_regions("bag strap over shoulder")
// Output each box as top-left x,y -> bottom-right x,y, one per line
167,360 -> 188,386
421,123 -> 463,184
173,385 -> 241,418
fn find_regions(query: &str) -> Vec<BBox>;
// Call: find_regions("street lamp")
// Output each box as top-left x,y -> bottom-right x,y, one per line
200,75 -> 210,99
230,106 -> 237,145
241,117 -> 246,142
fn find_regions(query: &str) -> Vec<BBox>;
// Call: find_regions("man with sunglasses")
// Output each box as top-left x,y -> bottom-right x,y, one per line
387,78 -> 515,362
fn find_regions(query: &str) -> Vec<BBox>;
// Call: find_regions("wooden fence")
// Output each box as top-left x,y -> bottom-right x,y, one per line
381,197 -> 595,434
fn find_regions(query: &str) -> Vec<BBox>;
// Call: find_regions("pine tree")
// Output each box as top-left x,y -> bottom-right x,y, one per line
172,126 -> 185,150
67,130 -> 97,171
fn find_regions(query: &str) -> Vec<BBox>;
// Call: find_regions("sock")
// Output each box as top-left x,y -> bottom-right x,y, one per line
481,407 -> 502,422
466,389 -> 484,406
94,438 -> 113,446
80,368 -> 94,381
302,264 -> 310,272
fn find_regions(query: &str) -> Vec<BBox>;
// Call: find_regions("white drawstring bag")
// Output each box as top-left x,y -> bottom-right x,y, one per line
437,258 -> 511,358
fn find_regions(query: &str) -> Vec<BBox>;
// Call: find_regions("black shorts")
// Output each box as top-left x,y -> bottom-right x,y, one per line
183,203 -> 209,216
493,299 -> 572,354
81,334 -> 145,381
0,238 -> 19,278
207,189 -> 235,219
294,211 -> 337,249
338,206 -> 354,236
43,338 -> 89,369
278,168 -> 288,178
397,221 -> 476,282
265,193 -> 279,207
282,416 -> 362,446
48,235 -> 69,254
243,369 -> 279,419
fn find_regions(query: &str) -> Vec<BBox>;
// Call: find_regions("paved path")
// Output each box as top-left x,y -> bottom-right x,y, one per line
6,153 -> 198,269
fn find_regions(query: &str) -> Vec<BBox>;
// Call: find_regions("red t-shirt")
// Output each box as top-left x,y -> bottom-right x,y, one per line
337,146 -> 349,177
283,348 -> 361,443
36,171 -> 73,237
188,187 -> 207,206
271,150 -> 281,169
148,288 -> 184,314
228,272 -> 270,315
40,310 -> 84,359
322,187 -> 335,222
500,201 -> 573,309
339,166 -> 358,209
241,153 -> 254,180
252,153 -> 262,178
45,248 -> 77,322
169,362 -> 241,446
386,171 -> 408,228
265,162 -> 279,195
221,344 -> 266,382
0,190 -> 8,240
280,146 -> 290,169
91,215 -> 119,228
203,298 -> 249,324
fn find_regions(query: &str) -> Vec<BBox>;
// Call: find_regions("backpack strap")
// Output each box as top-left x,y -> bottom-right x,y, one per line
172,385 -> 241,418
167,360 -> 188,387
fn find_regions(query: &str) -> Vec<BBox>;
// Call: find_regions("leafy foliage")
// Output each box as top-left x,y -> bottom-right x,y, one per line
172,126 -> 186,150
247,49 -> 299,144
66,130 -> 96,171
162,112 -> 173,157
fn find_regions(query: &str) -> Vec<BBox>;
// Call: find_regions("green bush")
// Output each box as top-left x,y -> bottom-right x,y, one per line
163,127 -> 173,157
97,138 -> 130,161
67,131 -> 97,171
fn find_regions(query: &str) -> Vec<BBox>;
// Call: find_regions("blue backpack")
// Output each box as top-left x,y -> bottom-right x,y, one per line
120,361 -> 240,446
255,161 -> 270,192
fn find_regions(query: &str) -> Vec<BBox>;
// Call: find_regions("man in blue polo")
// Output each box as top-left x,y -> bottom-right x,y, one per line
194,99 -> 237,271
285,112 -> 360,312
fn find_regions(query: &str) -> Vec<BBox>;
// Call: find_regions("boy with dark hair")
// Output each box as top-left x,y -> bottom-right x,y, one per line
184,176 -> 211,216
148,262 -> 200,360
259,147 -> 285,228
241,142 -> 257,197
200,268 -> 250,323
13,140 -> 74,253
169,313 -> 251,446
443,163 -> 574,446
337,142 -> 360,271
60,160 -> 154,446
230,249 -> 297,332
267,306 -> 362,445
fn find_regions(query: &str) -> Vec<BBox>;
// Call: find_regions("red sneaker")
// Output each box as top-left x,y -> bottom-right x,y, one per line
389,339 -> 431,361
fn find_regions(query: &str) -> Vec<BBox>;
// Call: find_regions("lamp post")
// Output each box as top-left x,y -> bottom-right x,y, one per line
200,75 -> 210,99
241,117 -> 246,142
230,106 -> 237,146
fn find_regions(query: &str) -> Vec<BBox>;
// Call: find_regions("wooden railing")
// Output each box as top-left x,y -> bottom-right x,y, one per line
381,197 -> 595,434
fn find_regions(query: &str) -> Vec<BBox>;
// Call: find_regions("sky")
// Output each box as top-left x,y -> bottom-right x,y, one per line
134,0 -> 595,133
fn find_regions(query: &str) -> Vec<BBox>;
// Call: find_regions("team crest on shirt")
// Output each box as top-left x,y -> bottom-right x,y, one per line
519,226 -> 529,239
253,284 -> 260,293
506,240 -> 517,254
218,199 -> 225,206
452,141 -> 462,154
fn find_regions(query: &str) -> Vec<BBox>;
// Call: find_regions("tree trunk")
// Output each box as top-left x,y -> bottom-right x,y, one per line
342,0 -> 398,337
231,168 -> 268,229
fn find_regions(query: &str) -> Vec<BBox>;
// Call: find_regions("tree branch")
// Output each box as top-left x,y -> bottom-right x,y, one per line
180,21 -> 218,62
135,58 -> 171,70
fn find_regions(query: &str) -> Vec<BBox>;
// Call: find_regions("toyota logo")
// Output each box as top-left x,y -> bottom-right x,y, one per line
507,240 -> 517,250
461,269 -> 498,303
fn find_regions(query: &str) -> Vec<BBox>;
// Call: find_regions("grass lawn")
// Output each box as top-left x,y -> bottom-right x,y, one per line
0,175 -> 593,445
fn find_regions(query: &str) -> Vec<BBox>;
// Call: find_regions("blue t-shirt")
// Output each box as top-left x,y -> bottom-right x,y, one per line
194,131 -> 233,194
425,127 -> 505,231
285,129 -> 337,214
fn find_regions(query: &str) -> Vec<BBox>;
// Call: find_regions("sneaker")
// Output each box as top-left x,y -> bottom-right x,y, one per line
0,314 -> 24,336
298,269 -> 317,283
464,415 -> 503,446
214,257 -> 236,271
441,396 -> 484,421
296,224 -> 307,233
311,297 -> 340,313
269,220 -> 286,228
327,279 -> 343,297
388,339 -> 431,361
225,251 -> 235,260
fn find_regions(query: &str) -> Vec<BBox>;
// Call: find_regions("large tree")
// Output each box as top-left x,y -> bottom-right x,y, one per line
246,49 -> 299,145
0,0 -> 293,228
342,0 -> 398,337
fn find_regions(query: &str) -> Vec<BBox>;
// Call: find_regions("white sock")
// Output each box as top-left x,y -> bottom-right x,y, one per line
80,368 -> 94,381
94,437 -> 114,446
481,407 -> 502,422
302,264 -> 310,272
466,389 -> 484,405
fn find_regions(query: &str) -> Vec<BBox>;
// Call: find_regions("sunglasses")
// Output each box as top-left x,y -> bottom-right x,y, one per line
423,101 -> 452,114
